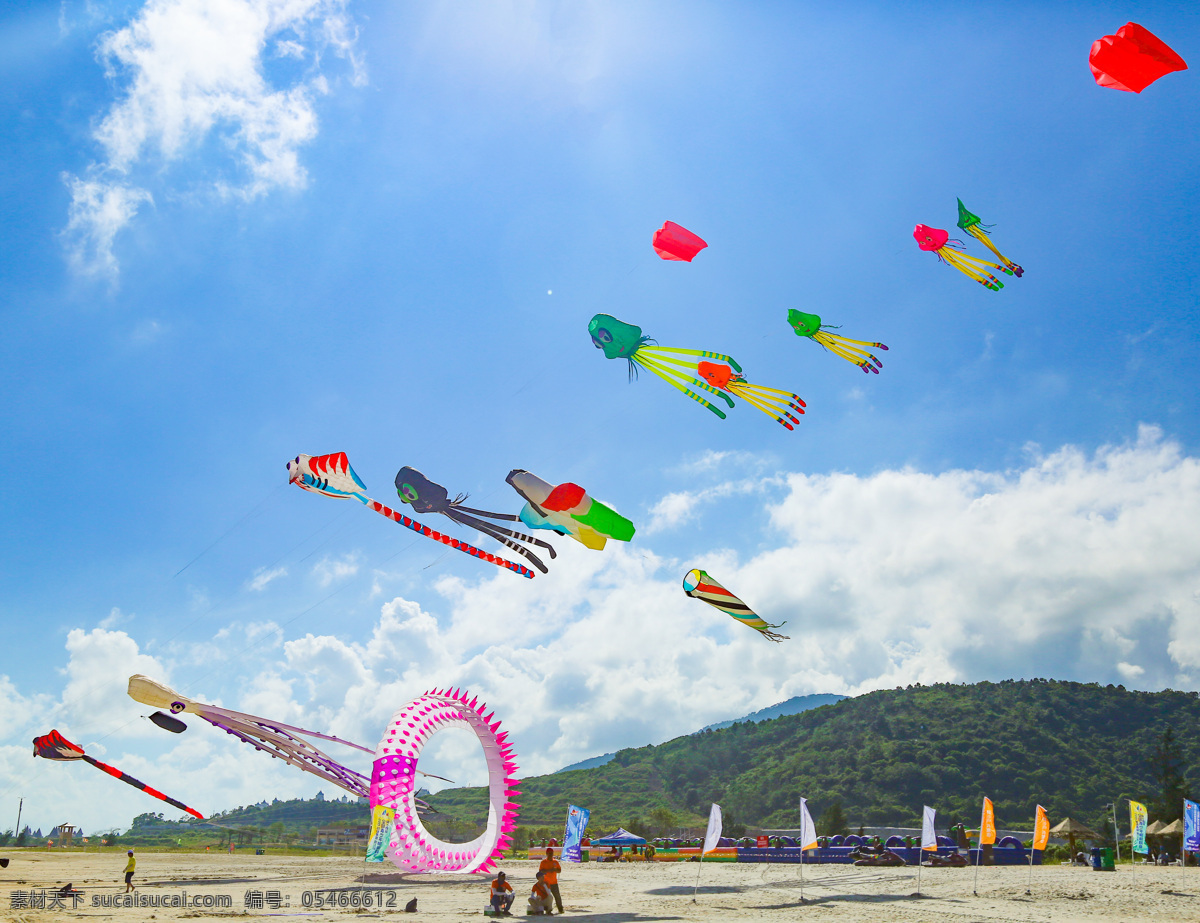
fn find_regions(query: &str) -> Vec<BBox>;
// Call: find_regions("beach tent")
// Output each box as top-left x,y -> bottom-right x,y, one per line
590,828 -> 648,847
1049,818 -> 1100,859
1146,820 -> 1166,836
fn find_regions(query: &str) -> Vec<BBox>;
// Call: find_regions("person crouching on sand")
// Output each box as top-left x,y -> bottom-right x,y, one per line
527,871 -> 554,916
123,850 -> 136,892
489,871 -> 514,915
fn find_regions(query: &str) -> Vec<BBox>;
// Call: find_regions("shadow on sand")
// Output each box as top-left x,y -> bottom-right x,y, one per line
643,885 -> 745,896
554,915 -> 682,922
751,892 -> 934,909
358,872 -> 470,887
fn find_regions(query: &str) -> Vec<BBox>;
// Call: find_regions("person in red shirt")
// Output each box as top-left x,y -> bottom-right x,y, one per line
527,871 -> 554,915
489,871 -> 514,915
538,846 -> 563,913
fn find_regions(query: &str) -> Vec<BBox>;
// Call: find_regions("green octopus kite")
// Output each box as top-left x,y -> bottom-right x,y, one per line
588,313 -> 806,430
786,310 -> 888,374
956,199 -> 1023,277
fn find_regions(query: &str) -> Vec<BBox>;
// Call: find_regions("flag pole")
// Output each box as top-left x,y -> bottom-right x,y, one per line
799,833 -> 805,904
1111,801 -> 1121,865
694,803 -> 720,904
973,802 -> 987,897
1129,800 -> 1136,883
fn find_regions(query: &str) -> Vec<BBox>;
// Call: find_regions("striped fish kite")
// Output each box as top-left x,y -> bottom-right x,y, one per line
32,729 -> 204,819
682,569 -> 789,642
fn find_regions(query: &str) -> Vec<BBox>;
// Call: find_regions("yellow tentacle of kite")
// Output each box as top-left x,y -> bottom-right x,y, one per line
813,333 -> 876,369
726,381 -> 805,430
632,354 -> 728,419
965,225 -> 1021,274
941,248 -> 1005,290
642,345 -> 743,374
637,353 -> 734,407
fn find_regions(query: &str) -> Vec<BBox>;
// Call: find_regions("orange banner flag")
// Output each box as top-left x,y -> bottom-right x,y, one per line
1032,805 -> 1050,851
979,797 -> 996,845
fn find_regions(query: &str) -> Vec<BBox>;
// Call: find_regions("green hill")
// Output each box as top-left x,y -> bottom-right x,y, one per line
556,693 -> 847,773
431,680 -> 1199,836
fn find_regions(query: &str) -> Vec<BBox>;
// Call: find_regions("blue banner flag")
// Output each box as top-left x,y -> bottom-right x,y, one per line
1185,799 -> 1200,853
561,804 -> 591,863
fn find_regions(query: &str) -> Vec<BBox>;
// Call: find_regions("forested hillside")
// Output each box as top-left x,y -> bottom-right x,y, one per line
431,680 -> 1199,835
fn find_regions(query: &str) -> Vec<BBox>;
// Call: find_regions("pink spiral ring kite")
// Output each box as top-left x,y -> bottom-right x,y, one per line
371,688 -> 520,873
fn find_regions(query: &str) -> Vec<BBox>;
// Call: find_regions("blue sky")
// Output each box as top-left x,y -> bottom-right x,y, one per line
2,1 -> 1199,832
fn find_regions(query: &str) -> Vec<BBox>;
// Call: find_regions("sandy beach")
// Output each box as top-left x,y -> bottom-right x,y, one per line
2,850 -> 1197,922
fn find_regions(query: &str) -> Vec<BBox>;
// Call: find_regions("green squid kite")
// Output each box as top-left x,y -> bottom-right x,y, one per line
588,313 -> 806,430
786,309 -> 888,374
956,199 -> 1023,278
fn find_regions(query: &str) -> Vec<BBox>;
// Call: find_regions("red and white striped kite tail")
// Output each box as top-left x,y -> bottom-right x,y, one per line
365,500 -> 535,579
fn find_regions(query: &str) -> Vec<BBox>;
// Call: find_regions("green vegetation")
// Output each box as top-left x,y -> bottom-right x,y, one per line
431,680 -> 1199,840
112,795 -> 490,850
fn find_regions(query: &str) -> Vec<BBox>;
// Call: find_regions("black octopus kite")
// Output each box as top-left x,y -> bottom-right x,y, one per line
394,467 -> 557,574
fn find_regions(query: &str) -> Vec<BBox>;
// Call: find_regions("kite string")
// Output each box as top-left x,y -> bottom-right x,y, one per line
155,504 -> 356,651
177,529 -> 431,697
173,484 -> 286,578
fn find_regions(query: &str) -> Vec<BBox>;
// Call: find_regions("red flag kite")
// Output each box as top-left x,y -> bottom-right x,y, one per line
1090,23 -> 1187,93
652,221 -> 707,261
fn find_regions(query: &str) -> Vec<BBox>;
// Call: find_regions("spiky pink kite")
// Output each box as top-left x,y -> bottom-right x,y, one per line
372,688 -> 520,874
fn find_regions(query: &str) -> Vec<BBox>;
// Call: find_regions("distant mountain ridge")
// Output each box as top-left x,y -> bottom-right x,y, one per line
429,680 -> 1200,832
700,693 -> 847,732
556,693 -> 847,773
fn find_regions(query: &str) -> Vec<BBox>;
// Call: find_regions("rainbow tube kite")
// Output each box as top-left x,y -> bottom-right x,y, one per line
506,470 -> 635,551
682,569 -> 789,642
32,729 -> 204,819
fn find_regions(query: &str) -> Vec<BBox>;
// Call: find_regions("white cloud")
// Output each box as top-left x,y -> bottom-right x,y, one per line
59,628 -> 172,742
645,477 -> 765,533
312,552 -> 359,586
673,450 -> 767,476
1117,662 -> 1145,680
60,175 -> 153,279
99,607 -> 132,629
247,564 -> 288,591
274,38 -> 305,59
129,318 -> 166,344
4,427 -> 1200,833
63,0 -> 362,277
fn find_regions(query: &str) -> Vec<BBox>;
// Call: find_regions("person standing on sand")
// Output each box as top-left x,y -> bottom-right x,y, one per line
538,846 -> 563,914
123,850 -> 136,892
